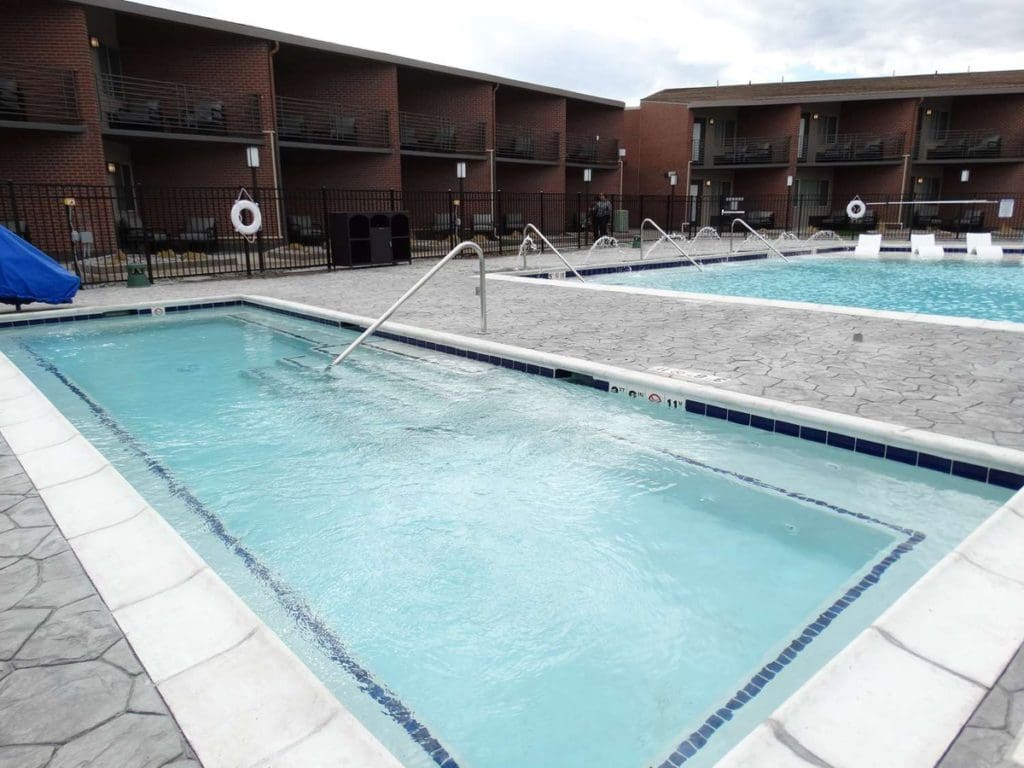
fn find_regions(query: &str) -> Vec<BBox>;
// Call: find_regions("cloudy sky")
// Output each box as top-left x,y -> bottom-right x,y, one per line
145,0 -> 1023,104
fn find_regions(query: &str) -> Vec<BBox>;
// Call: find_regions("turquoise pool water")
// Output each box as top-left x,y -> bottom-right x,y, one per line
0,307 -> 1009,768
591,256 -> 1024,322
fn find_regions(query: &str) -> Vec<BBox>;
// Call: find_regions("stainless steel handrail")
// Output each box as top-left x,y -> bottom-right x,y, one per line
730,217 -> 790,261
328,241 -> 486,369
517,224 -> 585,281
639,218 -> 702,270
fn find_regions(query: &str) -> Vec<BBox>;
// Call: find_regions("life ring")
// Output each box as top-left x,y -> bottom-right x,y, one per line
846,198 -> 867,220
231,199 -> 262,236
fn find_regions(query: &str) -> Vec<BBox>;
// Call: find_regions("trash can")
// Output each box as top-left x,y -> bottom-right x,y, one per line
614,209 -> 629,234
126,263 -> 149,287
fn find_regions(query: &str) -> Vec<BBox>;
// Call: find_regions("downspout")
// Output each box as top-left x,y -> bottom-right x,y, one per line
490,83 -> 499,233
266,39 -> 283,240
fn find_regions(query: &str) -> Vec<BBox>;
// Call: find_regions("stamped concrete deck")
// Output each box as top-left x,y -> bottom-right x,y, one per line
2,249 -> 1023,767
0,436 -> 200,768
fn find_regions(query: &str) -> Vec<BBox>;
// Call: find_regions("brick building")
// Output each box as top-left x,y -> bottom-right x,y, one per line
626,71 -> 1024,232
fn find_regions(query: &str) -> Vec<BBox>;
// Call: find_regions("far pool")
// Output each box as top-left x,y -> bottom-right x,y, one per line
590,256 -> 1024,322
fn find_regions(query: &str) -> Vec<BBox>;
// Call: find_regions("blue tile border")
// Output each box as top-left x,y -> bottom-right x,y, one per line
2,299 -> 1020,496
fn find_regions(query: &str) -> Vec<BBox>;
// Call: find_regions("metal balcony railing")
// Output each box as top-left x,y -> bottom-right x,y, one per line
918,129 -> 1020,160
565,133 -> 619,165
809,132 -> 906,163
711,135 -> 791,165
398,112 -> 485,154
0,60 -> 80,126
98,73 -> 261,137
276,96 -> 389,149
495,123 -> 560,162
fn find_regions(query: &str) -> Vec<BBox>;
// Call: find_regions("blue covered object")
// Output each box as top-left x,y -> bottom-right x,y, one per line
0,225 -> 79,309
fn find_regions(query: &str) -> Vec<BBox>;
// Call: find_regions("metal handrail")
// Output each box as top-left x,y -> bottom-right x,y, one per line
276,95 -> 389,148
517,224 -> 585,281
730,217 -> 790,261
639,219 -> 702,270
328,241 -> 486,369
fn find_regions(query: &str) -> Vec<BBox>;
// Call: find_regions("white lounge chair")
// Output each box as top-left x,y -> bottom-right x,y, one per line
966,232 -> 1004,260
853,234 -> 882,257
910,233 -> 944,259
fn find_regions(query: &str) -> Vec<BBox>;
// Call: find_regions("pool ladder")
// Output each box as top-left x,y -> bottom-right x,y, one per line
729,217 -> 790,262
328,241 -> 487,369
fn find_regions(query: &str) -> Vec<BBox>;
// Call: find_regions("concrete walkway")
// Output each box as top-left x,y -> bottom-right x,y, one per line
0,436 -> 200,768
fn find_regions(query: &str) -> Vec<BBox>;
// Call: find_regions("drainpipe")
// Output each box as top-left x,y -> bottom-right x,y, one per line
266,39 -> 283,240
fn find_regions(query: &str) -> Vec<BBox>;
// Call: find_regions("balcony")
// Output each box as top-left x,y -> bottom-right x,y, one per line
98,73 -> 261,140
277,96 -> 389,151
803,132 -> 906,164
0,60 -> 81,131
565,133 -> 619,166
495,123 -> 560,163
399,112 -> 485,156
917,129 -> 1022,161
711,136 -> 791,166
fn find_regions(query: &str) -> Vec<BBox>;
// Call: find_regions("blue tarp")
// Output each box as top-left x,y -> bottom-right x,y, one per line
0,225 -> 79,308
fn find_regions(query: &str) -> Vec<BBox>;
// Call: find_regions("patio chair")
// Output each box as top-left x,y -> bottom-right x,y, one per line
853,138 -> 883,161
512,135 -> 533,158
3,220 -> 29,241
329,116 -> 357,144
433,213 -> 454,238
965,134 -> 1001,158
287,214 -> 323,245
747,211 -> 775,229
472,213 -> 494,237
0,78 -> 25,120
400,123 -> 418,149
183,101 -> 225,132
112,99 -> 163,130
279,114 -> 306,140
910,233 -> 944,259
118,210 -> 168,251
853,234 -> 882,257
502,212 -> 524,234
432,123 -> 456,152
965,233 -> 1004,259
178,216 -> 217,252
951,209 -> 985,232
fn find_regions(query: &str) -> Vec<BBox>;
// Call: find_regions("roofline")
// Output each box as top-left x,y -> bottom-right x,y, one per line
70,0 -> 625,108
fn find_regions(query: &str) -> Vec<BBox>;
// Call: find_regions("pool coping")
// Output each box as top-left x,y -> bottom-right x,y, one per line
0,293 -> 1023,768
491,250 -> 1024,334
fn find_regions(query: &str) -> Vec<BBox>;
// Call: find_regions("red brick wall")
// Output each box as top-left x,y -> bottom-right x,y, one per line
940,163 -> 1024,194
397,69 -> 493,147
949,95 -> 1024,143
496,87 -> 565,142
566,100 -> 624,144
630,101 -> 690,194
565,166 -> 618,196
737,104 -> 800,167
115,14 -> 277,189
496,162 -> 563,193
279,149 -> 400,191
832,165 -> 905,204
733,168 -> 789,225
401,156 -> 489,192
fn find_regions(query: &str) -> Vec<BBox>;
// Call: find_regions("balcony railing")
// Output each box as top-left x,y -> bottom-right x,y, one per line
808,132 -> 906,163
399,112 -> 485,155
918,129 -> 1021,161
565,133 -> 619,165
495,123 -> 560,162
98,73 -> 261,137
711,136 -> 791,165
277,96 -> 389,149
0,60 -> 80,126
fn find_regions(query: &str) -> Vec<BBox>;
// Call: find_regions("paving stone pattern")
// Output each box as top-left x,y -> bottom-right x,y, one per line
0,438 -> 200,768
940,645 -> 1024,768
29,250 -> 1024,449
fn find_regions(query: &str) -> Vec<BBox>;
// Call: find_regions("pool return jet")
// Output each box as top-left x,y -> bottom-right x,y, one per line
514,224 -> 586,280
328,241 -> 487,369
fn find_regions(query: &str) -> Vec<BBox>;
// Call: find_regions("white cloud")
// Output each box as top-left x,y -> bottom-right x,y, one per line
139,0 -> 1024,104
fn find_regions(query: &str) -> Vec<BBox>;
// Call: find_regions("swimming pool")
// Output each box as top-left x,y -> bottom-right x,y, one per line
0,304 -> 1012,768
589,256 -> 1024,322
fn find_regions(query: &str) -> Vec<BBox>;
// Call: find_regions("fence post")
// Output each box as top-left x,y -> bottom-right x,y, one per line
134,183 -> 154,284
321,187 -> 333,269
539,191 -> 545,252
6,181 -> 22,241
496,189 -> 504,255
254,181 -> 265,272
576,193 -> 582,249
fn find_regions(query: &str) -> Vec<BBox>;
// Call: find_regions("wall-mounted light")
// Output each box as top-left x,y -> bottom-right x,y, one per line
456,161 -> 467,179
916,177 -> 924,184
89,36 -> 101,49
960,169 -> 970,182
667,171 -> 678,186
618,147 -> 627,159
705,179 -> 712,186
786,175 -> 794,187
812,113 -> 819,120
708,117 -> 715,125
583,168 -> 592,182
246,146 -> 260,169
925,108 -> 933,116
106,162 -> 117,174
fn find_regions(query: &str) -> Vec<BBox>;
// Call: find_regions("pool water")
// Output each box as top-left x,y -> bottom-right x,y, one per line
0,307 -> 1010,768
591,256 -> 1024,322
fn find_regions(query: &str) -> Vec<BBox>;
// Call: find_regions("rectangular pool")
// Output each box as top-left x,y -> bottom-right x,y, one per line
0,304 -> 1011,768
589,256 -> 1024,322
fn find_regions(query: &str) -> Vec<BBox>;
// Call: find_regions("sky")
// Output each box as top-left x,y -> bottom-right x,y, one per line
144,0 -> 1024,104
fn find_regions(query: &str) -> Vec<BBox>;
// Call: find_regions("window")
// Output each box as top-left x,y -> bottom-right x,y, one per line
818,116 -> 838,144
796,179 -> 830,207
798,114 -> 809,160
691,120 -> 705,164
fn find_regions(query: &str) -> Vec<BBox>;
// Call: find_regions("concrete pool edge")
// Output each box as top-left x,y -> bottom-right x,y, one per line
1,293 -> 1023,768
488,257 -> 1024,335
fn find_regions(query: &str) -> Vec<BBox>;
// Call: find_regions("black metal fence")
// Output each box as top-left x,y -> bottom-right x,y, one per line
1,181 -> 1021,286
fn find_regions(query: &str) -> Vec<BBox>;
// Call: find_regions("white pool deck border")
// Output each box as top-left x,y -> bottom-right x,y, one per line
491,251 -> 1024,335
0,292 -> 1022,768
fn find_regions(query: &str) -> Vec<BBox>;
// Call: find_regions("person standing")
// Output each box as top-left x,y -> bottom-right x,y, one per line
591,193 -> 612,241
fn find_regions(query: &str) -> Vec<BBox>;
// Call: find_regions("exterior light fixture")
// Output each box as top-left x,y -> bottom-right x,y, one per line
106,162 -> 117,173
916,177 -> 924,184
705,179 -> 712,186
583,168 -> 592,182
708,118 -> 715,125
89,36 -> 101,48
960,169 -> 970,182
618,147 -> 626,158
925,108 -> 933,116
812,113 -> 819,120
246,146 -> 261,168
